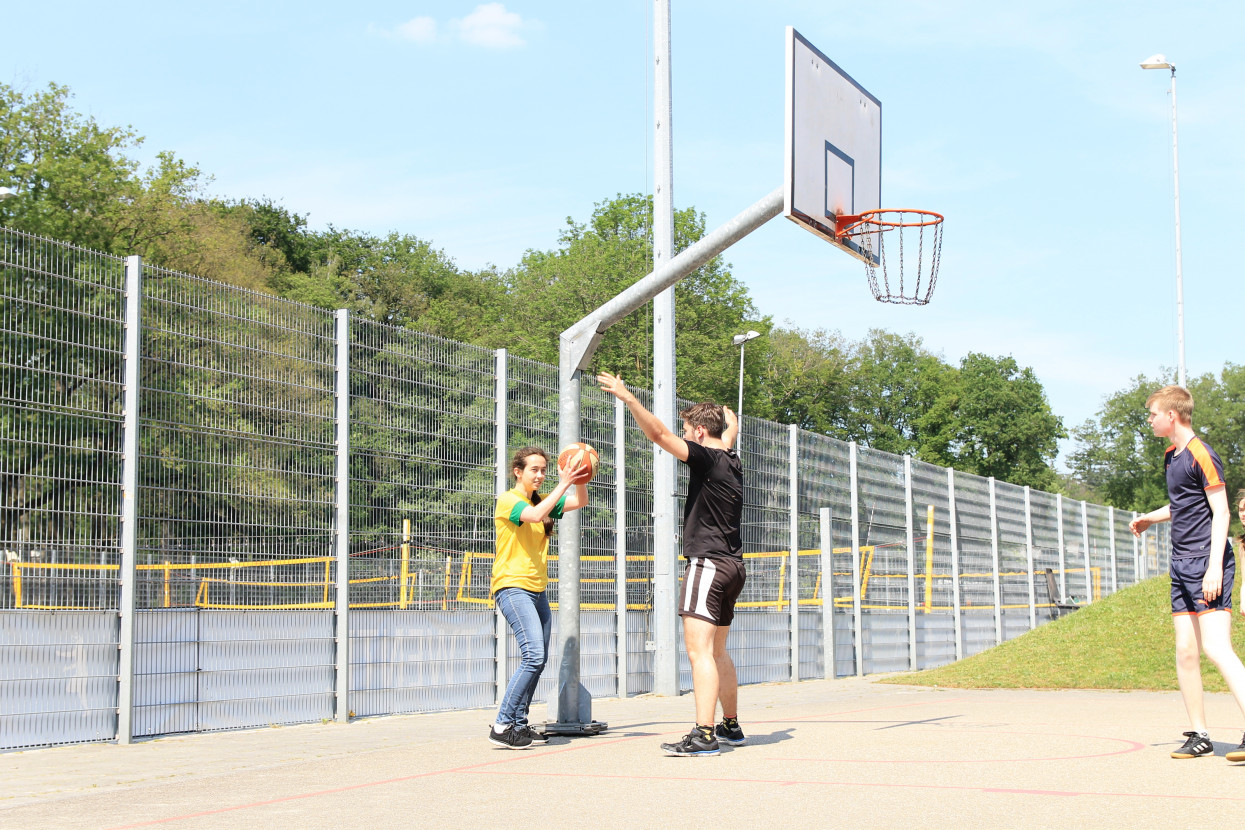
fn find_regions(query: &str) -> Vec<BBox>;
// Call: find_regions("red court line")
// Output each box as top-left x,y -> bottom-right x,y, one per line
459,767 -> 1245,802
773,730 -> 1146,763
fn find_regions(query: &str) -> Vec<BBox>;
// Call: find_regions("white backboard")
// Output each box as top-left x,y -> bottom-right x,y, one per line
783,27 -> 882,264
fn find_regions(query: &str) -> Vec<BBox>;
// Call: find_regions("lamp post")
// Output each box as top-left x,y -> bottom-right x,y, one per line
1140,54 -> 1186,388
732,330 -> 762,418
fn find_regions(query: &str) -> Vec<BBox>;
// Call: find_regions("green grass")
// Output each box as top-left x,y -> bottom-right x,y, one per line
882,575 -> 1245,691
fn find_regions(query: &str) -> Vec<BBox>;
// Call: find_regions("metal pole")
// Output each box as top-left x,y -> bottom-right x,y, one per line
1081,501 -> 1093,604
1169,68 -> 1186,388
1024,487 -> 1036,631
788,424 -> 799,682
651,0 -> 679,698
1108,506 -> 1119,595
1056,494 -> 1067,601
947,468 -> 963,662
904,456 -> 916,670
849,443 -> 863,677
819,507 -> 835,680
615,397 -> 629,698
1133,511 -> 1142,582
737,343 -> 746,416
116,255 -> 142,744
988,478 -> 1002,646
494,349 -> 509,704
333,309 -> 351,723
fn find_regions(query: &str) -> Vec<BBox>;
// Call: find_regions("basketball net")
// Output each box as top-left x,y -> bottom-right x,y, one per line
834,209 -> 944,305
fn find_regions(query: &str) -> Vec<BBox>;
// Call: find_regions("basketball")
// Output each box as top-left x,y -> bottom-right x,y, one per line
558,442 -> 599,484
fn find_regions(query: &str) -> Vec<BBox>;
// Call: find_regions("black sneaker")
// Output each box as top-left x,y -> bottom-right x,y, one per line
661,726 -> 720,757
1227,733 -> 1245,763
715,717 -> 746,746
1170,731 -> 1213,759
519,724 -> 549,744
488,724 -> 533,750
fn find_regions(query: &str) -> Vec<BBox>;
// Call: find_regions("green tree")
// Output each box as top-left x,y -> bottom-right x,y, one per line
505,194 -> 763,405
952,352 -> 1065,489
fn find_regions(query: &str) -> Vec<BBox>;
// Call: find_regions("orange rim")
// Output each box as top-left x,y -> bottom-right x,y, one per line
835,209 -> 944,239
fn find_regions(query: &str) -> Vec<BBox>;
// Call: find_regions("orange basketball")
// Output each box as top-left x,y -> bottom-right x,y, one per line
557,442 -> 599,485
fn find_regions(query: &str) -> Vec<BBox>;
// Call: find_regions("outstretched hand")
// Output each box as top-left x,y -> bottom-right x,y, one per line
597,371 -> 632,402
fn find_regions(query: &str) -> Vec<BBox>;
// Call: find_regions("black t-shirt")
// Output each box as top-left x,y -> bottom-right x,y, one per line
681,441 -> 743,560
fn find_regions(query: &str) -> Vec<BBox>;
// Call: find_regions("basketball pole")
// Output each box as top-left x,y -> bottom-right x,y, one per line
549,186 -> 783,734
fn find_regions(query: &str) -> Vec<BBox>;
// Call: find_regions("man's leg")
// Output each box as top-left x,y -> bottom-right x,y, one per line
683,615 -> 720,726
713,624 -> 737,719
1196,611 -> 1245,718
1173,613 -> 1206,731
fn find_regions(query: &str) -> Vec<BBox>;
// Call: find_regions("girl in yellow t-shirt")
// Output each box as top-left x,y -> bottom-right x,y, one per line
488,446 -> 589,749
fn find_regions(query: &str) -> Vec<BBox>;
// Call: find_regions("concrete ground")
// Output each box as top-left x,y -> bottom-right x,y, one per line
2,676 -> 1244,829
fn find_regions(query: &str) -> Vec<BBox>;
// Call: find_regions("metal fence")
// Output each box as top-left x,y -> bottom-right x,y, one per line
0,228 -> 1172,750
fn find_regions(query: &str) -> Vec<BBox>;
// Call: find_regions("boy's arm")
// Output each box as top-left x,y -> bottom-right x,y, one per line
722,406 -> 739,449
1129,504 -> 1170,536
596,372 -> 689,462
1203,485 -> 1230,600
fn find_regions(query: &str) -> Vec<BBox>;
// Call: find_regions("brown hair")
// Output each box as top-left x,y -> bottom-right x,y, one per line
1146,385 -> 1193,424
511,447 -> 554,535
679,402 -> 726,438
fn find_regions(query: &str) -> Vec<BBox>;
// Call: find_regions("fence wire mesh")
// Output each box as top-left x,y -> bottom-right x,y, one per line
0,230 -> 1174,750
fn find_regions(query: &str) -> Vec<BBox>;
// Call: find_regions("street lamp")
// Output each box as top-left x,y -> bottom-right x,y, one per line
732,330 -> 762,418
1140,53 -> 1186,388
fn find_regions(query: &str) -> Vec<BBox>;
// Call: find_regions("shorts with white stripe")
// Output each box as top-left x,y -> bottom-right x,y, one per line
678,556 -> 746,626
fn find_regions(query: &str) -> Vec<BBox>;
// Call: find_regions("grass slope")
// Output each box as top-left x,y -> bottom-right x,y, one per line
883,576 -> 1245,691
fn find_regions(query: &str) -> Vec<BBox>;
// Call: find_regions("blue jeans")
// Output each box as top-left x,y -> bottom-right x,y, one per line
495,587 -> 552,726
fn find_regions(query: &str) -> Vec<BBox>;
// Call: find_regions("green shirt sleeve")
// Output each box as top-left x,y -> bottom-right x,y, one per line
550,493 -> 567,521
508,500 -> 526,525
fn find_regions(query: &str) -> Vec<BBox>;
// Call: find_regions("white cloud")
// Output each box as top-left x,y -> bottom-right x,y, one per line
453,3 -> 528,49
396,17 -> 437,44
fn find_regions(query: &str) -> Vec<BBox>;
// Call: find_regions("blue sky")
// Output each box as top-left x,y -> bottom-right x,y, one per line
6,1 -> 1243,463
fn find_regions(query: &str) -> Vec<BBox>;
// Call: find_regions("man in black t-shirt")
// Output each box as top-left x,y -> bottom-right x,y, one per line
597,372 -> 746,757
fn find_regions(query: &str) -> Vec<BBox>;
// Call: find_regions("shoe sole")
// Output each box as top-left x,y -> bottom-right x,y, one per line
716,736 -> 745,746
661,746 -> 720,756
1170,751 -> 1212,759
1226,751 -> 1245,763
488,738 -> 534,750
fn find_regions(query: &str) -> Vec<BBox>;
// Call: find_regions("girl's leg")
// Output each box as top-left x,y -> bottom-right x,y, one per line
495,588 -> 548,726
512,591 -> 552,725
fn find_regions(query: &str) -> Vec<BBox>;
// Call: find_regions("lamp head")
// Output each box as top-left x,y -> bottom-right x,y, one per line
1140,54 -> 1173,70
732,330 -> 762,346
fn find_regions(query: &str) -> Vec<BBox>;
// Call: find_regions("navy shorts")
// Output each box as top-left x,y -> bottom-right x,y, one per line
678,556 -> 746,626
1170,552 -> 1235,615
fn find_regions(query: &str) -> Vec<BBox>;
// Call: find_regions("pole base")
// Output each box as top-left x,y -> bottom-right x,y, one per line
539,720 -> 609,737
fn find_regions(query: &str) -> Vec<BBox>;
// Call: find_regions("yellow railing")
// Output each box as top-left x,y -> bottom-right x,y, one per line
5,547 -> 1102,612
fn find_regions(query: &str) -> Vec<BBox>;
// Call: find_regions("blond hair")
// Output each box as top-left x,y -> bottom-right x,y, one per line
1146,385 -> 1193,424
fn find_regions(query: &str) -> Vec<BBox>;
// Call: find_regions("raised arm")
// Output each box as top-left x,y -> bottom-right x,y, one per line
596,372 -> 689,462
722,405 -> 739,449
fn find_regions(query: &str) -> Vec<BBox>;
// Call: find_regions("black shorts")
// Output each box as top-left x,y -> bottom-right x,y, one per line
678,556 -> 746,626
1170,552 -> 1235,615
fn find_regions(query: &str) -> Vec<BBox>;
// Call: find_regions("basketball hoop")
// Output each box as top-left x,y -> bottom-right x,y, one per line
834,209 -> 944,305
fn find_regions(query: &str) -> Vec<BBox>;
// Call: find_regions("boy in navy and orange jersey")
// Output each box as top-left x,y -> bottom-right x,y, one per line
1130,385 -> 1245,762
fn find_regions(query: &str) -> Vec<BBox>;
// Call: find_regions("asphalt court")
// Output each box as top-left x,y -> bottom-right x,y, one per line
3,676 -> 1244,829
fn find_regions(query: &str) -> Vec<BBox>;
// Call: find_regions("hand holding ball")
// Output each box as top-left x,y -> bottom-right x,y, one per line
558,442 -> 599,485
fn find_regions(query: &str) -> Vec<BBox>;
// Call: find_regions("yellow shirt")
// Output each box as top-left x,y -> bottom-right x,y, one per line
492,487 -> 564,595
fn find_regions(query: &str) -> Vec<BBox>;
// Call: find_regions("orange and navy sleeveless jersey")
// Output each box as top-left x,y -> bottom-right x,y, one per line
1164,437 -> 1231,560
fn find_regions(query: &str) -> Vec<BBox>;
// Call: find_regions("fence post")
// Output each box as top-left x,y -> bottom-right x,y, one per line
1056,494 -> 1067,601
1024,486 -> 1036,631
1108,506 -> 1119,595
988,477 -> 1001,646
789,424 -> 800,682
494,348 -> 509,703
947,468 -> 963,662
1133,511 -> 1142,581
1081,500 -> 1092,603
615,396 -> 628,698
819,507 -> 835,680
849,442 -> 863,677
333,309 -> 351,723
116,255 -> 142,744
904,456 -> 916,671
